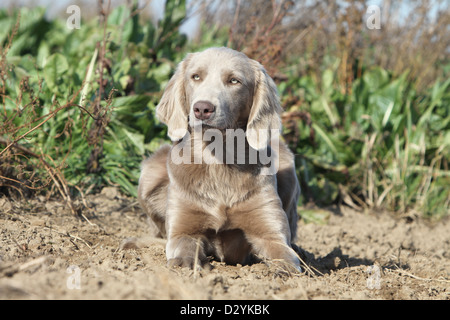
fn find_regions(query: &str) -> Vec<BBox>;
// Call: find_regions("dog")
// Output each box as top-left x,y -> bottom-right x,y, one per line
137,47 -> 301,271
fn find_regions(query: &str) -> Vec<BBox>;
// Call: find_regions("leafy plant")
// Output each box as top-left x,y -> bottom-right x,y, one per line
0,1 -> 448,219
281,65 -> 449,218
0,1 -> 187,199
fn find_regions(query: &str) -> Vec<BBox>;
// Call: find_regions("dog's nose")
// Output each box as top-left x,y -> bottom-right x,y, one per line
193,101 -> 215,120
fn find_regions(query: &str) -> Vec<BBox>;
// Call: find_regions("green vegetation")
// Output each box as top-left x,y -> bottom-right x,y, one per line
1,1 -> 448,219
282,66 -> 449,218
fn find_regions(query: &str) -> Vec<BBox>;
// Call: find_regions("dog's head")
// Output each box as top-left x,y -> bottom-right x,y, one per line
156,47 -> 282,150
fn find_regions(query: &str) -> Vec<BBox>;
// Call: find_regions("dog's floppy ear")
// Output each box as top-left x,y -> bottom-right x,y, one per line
246,60 -> 283,150
156,55 -> 191,141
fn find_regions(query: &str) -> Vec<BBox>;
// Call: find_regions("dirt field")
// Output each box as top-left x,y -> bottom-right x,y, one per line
1,187 -> 449,300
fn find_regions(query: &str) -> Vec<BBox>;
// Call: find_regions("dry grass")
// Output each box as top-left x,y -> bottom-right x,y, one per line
200,0 -> 449,91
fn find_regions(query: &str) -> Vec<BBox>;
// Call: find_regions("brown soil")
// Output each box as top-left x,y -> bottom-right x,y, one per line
1,187 -> 449,300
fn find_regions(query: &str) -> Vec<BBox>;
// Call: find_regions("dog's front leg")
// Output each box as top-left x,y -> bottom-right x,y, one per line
229,192 -> 302,273
165,196 -> 214,269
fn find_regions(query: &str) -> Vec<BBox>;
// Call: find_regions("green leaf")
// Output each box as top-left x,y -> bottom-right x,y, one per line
312,123 -> 338,156
79,48 -> 98,106
163,0 -> 186,27
36,42 -> 50,68
148,62 -> 172,83
43,53 -> 68,92
381,101 -> 395,128
120,127 -> 145,155
321,69 -> 333,94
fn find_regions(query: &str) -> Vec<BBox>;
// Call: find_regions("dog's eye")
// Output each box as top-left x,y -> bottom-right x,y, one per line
192,74 -> 201,81
230,78 -> 240,84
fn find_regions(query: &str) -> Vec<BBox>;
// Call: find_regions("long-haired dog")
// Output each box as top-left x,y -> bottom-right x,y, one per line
137,47 -> 301,271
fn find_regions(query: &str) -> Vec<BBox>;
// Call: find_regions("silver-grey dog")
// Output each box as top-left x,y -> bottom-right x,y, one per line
137,47 -> 301,271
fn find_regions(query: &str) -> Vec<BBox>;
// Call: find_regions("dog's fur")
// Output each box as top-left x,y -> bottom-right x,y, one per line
138,47 -> 301,270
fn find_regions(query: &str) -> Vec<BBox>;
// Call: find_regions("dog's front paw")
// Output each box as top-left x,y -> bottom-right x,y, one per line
167,257 -> 195,268
262,258 -> 302,279
167,257 -> 211,270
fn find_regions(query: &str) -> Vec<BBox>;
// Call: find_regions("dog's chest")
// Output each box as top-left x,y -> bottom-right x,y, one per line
170,162 -> 259,206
